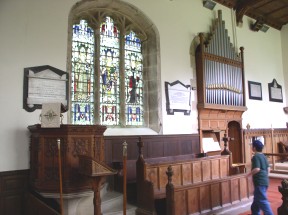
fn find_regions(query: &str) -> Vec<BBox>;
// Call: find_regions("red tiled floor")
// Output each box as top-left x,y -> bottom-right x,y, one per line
239,178 -> 283,215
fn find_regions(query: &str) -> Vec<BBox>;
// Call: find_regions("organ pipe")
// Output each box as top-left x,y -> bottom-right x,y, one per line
196,10 -> 247,111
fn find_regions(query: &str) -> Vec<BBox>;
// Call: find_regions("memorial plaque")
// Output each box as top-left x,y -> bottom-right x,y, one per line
268,78 -> 283,103
23,65 -> 69,112
165,80 -> 191,115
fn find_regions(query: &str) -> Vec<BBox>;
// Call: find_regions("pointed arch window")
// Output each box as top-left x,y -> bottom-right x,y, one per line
124,31 -> 143,126
70,16 -> 144,127
68,1 -> 161,132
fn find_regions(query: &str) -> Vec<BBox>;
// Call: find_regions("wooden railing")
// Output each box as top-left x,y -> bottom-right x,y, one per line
243,128 -> 288,170
264,152 -> 288,171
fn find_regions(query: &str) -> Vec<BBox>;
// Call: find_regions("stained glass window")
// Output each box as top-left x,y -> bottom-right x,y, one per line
71,17 -> 144,126
99,17 -> 120,126
71,20 -> 95,125
125,31 -> 143,125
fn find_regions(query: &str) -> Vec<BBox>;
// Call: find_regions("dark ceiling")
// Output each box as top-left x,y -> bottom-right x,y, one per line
213,0 -> 288,31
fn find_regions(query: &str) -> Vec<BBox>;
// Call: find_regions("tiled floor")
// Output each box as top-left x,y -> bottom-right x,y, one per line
239,178 -> 283,215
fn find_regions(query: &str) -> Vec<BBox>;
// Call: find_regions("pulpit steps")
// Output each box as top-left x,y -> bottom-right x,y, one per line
77,185 -> 137,215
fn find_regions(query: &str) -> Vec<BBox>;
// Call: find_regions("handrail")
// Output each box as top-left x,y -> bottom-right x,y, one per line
263,153 -> 288,170
264,153 -> 288,156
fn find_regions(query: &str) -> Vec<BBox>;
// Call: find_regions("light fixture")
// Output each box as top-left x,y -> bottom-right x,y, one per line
203,0 -> 216,10
260,25 -> 269,32
251,20 -> 269,32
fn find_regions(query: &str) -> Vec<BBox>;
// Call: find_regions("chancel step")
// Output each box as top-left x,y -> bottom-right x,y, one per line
269,162 -> 288,179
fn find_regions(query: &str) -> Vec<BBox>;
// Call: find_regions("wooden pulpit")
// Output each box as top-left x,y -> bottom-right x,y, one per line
28,124 -> 110,213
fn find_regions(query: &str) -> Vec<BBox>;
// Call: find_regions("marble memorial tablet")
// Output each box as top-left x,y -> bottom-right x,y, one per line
23,65 -> 69,112
165,80 -> 191,115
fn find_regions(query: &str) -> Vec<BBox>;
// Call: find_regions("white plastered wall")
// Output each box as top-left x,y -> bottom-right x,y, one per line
0,0 -> 287,171
281,24 -> 288,111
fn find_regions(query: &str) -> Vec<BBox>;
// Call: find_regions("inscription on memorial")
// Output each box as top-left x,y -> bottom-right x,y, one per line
165,80 -> 191,115
23,65 -> 69,112
268,78 -> 283,103
270,87 -> 282,100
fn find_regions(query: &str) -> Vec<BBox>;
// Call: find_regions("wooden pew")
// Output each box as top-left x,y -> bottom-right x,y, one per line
110,134 -> 200,205
136,137 -> 230,215
166,166 -> 254,215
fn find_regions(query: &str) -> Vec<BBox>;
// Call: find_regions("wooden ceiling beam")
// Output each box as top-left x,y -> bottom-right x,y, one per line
234,0 -> 266,24
265,5 -> 288,16
213,0 -> 288,30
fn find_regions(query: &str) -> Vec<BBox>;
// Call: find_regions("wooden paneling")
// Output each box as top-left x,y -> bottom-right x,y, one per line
220,158 -> 229,177
221,181 -> 230,206
167,174 -> 253,215
187,188 -> 199,214
211,159 -> 220,179
202,160 -> 211,181
211,183 -> 221,209
182,163 -> 192,184
174,191 -> 187,215
144,156 -> 229,190
231,178 -> 240,203
104,134 -> 200,164
198,109 -> 245,162
3,195 -> 23,215
112,134 -> 200,193
240,177 -> 248,200
0,170 -> 29,215
192,162 -> 202,183
199,186 -> 211,212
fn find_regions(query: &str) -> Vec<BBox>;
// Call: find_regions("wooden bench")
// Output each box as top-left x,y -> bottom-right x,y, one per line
135,137 -> 230,215
166,166 -> 253,215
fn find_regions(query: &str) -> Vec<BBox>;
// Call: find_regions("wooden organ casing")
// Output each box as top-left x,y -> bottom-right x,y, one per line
195,10 -> 247,164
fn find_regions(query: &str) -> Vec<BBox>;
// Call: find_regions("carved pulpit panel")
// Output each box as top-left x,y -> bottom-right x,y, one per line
28,124 -> 107,194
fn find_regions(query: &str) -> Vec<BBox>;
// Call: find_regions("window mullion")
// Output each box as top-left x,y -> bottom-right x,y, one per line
94,24 -> 101,124
119,29 -> 126,127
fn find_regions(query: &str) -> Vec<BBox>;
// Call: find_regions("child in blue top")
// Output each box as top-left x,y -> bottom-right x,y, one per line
248,139 -> 273,215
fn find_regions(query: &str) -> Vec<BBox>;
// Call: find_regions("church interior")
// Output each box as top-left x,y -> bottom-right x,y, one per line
1,0 -> 288,214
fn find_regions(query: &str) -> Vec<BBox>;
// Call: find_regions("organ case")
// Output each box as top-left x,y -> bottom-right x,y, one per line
195,11 -> 247,163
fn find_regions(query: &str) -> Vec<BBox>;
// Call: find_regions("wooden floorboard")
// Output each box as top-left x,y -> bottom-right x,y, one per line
238,178 -> 283,215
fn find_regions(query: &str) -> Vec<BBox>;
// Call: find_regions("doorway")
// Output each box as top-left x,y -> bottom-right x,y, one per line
228,121 -> 243,163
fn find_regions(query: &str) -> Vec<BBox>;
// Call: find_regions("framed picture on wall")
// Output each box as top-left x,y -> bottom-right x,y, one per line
248,81 -> 262,100
268,79 -> 283,103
